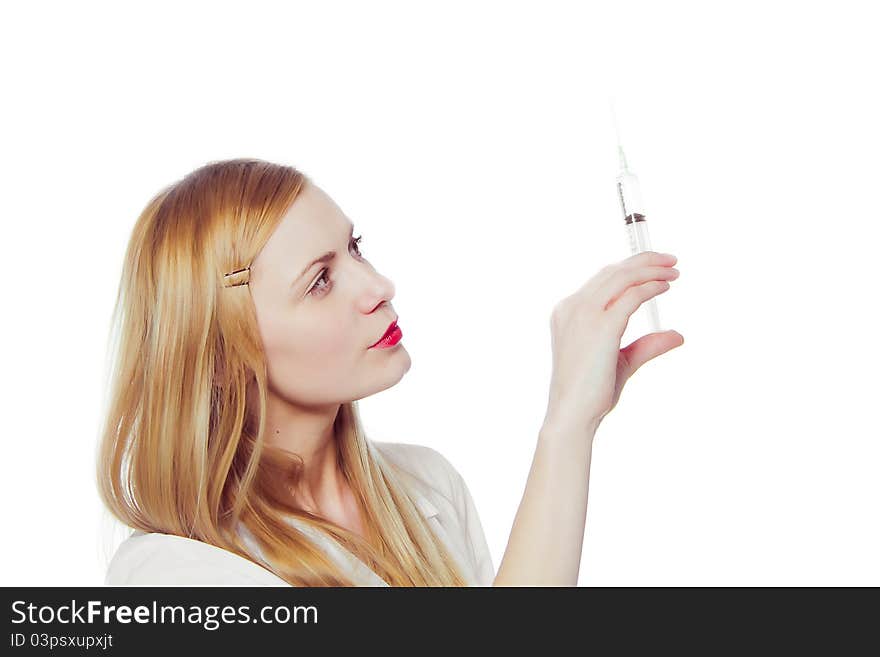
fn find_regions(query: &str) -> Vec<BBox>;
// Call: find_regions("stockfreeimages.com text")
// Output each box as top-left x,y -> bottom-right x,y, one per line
11,599 -> 317,631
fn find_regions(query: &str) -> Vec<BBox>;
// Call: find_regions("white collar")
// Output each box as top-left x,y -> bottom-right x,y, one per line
412,489 -> 440,520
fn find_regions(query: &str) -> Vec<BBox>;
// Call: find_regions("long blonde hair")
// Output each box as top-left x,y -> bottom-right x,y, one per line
95,158 -> 469,586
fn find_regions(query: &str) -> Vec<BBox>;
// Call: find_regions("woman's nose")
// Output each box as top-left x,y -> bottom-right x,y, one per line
363,269 -> 394,306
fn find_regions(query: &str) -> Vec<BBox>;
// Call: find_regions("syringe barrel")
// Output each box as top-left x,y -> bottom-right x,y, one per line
616,170 -> 654,255
616,170 -> 646,220
625,213 -> 654,255
616,169 -> 663,332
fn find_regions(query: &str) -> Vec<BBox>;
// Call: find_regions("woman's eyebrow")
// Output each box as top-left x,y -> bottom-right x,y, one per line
291,222 -> 355,288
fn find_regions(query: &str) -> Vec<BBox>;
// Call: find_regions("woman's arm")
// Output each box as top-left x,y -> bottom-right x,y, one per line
492,417 -> 597,586
492,251 -> 682,586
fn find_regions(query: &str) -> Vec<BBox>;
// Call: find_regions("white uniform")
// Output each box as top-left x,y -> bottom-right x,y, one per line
104,441 -> 495,586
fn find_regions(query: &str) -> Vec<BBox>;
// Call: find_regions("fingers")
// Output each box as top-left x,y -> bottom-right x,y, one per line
601,264 -> 678,310
587,251 -> 676,293
566,251 -> 678,319
607,278 -> 672,321
620,329 -> 685,378
619,250 -> 676,269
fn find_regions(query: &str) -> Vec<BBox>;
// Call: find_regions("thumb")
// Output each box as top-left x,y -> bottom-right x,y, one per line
620,330 -> 684,378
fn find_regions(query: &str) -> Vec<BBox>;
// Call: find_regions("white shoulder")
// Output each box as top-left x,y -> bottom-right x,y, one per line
372,440 -> 461,502
372,440 -> 495,586
105,532 -> 290,586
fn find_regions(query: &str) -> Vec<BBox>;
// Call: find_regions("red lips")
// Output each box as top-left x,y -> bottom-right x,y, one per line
371,319 -> 398,347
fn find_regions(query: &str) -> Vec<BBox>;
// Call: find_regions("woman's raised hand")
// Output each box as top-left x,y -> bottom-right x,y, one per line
543,251 -> 684,433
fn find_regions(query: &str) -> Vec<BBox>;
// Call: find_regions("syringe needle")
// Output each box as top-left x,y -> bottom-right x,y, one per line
609,97 -> 622,148
609,97 -> 628,171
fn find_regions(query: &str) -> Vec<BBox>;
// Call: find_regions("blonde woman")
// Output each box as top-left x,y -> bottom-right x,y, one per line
97,158 -> 683,586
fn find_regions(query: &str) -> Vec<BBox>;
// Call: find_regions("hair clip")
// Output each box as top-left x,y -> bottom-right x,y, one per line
223,266 -> 250,287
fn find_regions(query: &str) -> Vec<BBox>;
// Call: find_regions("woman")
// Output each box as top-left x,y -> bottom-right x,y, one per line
97,158 -> 683,586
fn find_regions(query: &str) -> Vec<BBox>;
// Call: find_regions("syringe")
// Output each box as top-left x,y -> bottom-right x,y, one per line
610,99 -> 663,333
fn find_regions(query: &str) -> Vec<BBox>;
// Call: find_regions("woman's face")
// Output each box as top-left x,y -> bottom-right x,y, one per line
246,181 -> 410,407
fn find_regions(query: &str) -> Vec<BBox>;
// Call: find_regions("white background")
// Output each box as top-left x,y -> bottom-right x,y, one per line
1,0 -> 877,586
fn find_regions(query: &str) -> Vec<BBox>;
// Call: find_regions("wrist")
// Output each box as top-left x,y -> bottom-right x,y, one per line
539,412 -> 600,445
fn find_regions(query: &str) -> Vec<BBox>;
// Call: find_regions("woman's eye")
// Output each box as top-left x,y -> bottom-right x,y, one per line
308,235 -> 364,296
